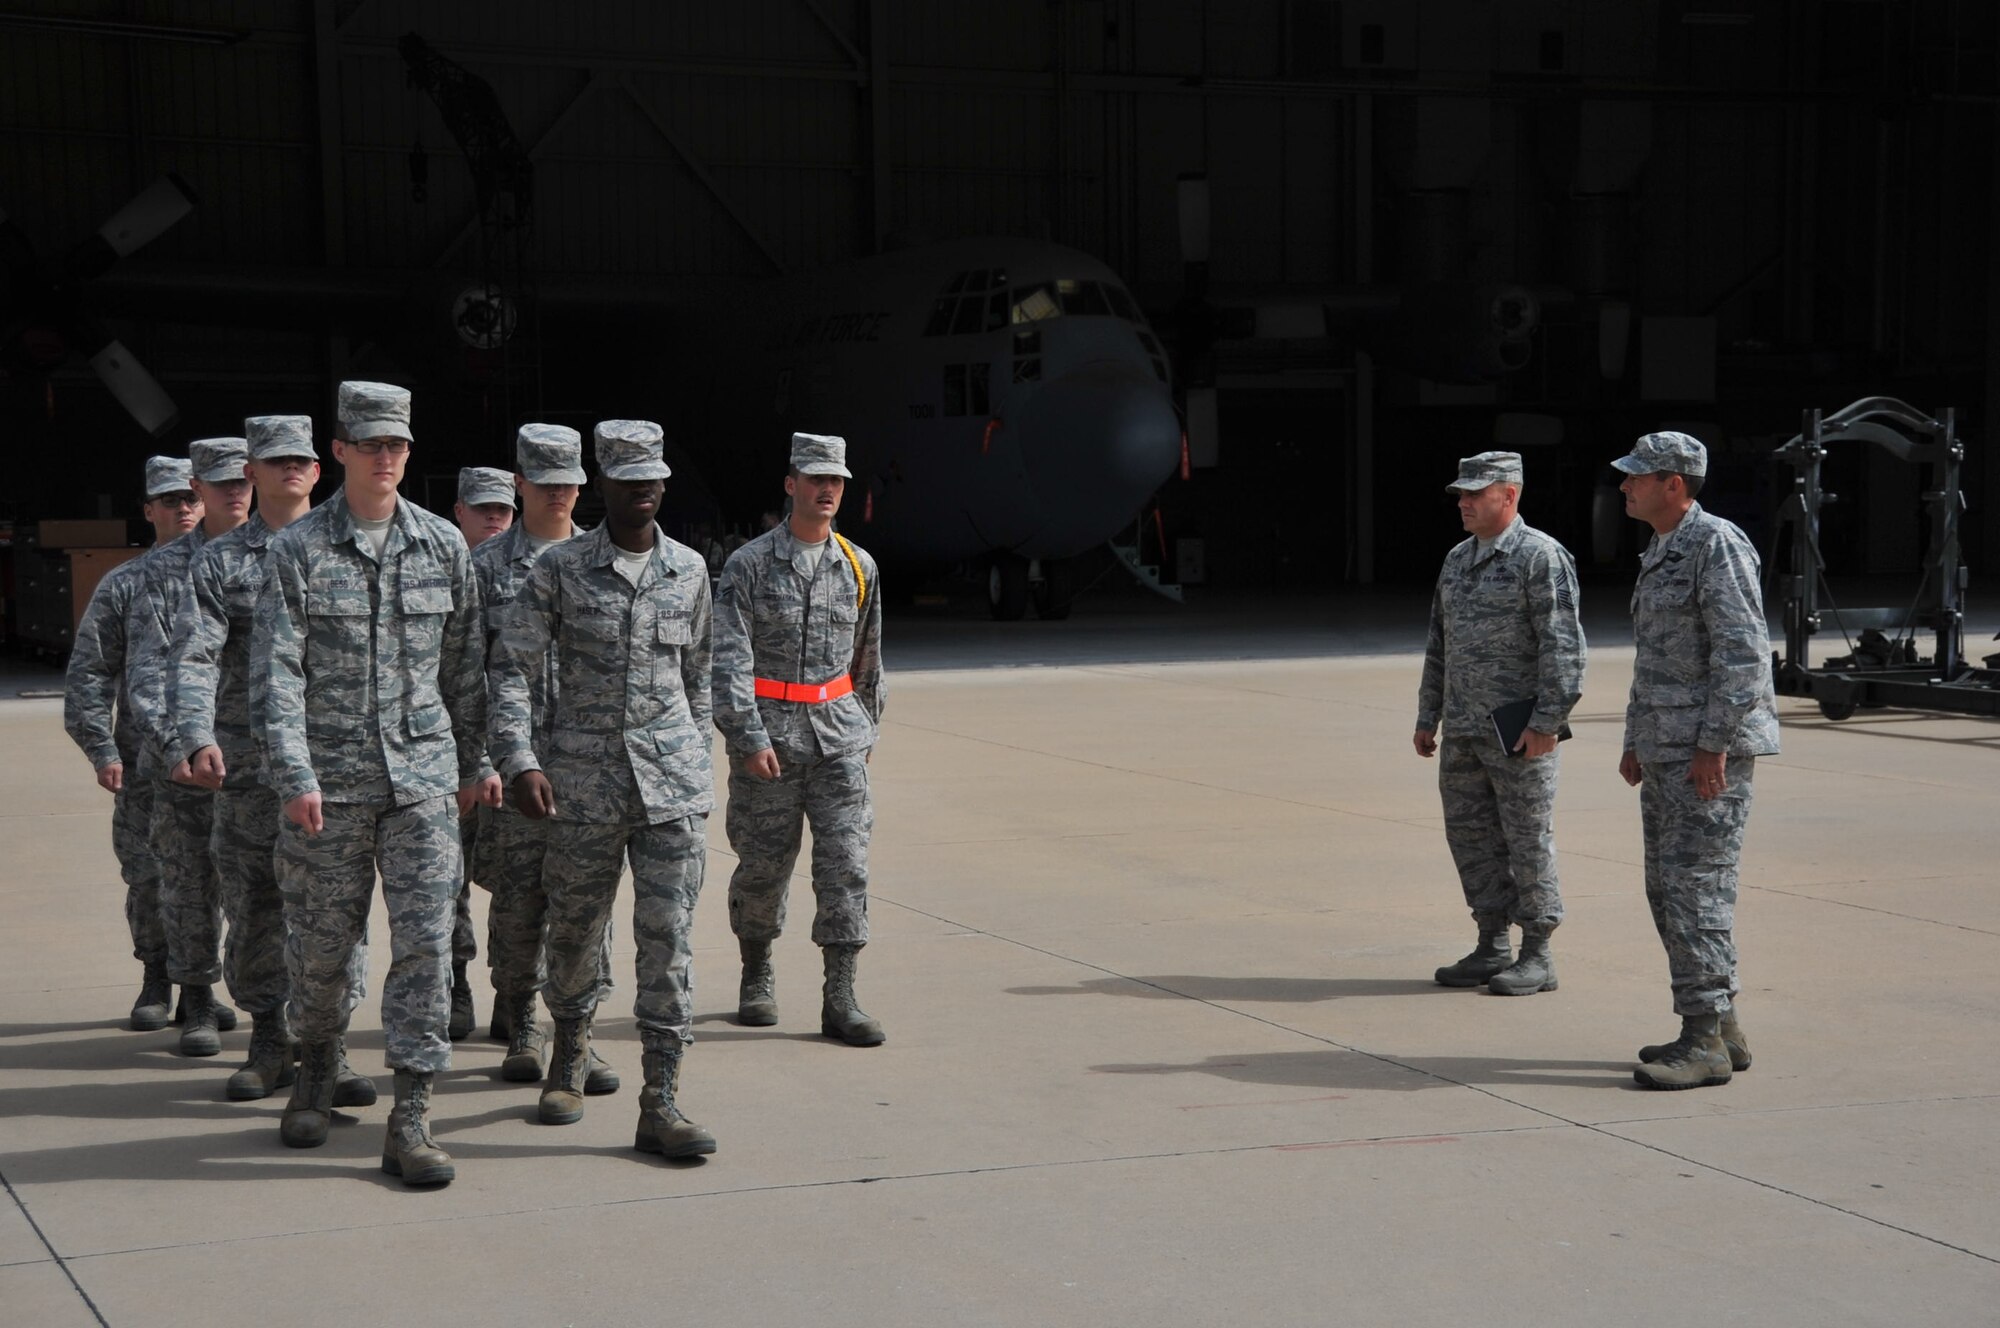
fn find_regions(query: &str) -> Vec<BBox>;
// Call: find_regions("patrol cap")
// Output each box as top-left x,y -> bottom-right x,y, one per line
594,420 -> 671,481
336,380 -> 413,443
189,437 -> 250,483
1611,430 -> 1707,477
516,423 -> 587,485
245,415 -> 317,462
458,466 -> 516,507
790,432 -> 851,478
145,455 -> 194,497
1446,451 -> 1523,494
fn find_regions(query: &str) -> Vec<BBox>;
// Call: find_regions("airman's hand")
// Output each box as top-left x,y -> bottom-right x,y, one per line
1413,727 -> 1438,758
745,748 -> 782,780
285,791 -> 324,835
95,761 -> 123,793
1619,750 -> 1644,787
514,770 -> 556,819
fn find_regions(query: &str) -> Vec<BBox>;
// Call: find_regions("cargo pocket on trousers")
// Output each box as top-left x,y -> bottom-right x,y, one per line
1692,867 -> 1736,932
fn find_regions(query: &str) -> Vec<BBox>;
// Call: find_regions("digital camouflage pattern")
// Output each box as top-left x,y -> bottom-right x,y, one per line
1436,738 -> 1562,932
488,523 -> 713,824
126,529 -> 227,985
277,796 -> 460,1072
725,749 -> 872,945
152,779 -> 223,984
63,551 -> 168,964
711,523 -> 884,761
542,816 -> 705,1046
1623,503 -> 1781,762
1417,515 -> 1583,933
488,522 -> 712,1051
63,551 -> 155,772
470,521 -> 604,998
212,783 -> 288,1012
167,515 -> 274,786
1416,516 -> 1584,741
253,488 -> 491,805
1640,756 -> 1755,1016
713,523 -> 884,948
1626,502 -> 1778,1017
254,487 -> 490,1074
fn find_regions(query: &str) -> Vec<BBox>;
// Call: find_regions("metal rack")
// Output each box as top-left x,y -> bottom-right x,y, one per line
1768,397 -> 2000,720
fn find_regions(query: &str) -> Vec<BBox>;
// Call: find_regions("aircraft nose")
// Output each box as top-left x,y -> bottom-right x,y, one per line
1014,361 -> 1181,554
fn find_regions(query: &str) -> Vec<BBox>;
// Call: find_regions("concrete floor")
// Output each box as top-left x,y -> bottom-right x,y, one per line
2,610 -> 1997,1326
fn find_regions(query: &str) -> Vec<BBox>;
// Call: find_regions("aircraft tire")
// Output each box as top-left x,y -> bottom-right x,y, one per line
987,554 -> 1029,621
1032,559 -> 1076,621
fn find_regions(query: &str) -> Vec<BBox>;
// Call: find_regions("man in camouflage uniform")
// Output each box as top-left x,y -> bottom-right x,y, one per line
443,463 -> 519,1041
470,426 -> 618,1092
128,438 -> 253,1056
1615,431 -> 1780,1090
63,456 -> 200,1029
1415,452 -> 1585,996
490,420 -> 716,1157
167,415 -> 376,1107
714,432 -> 887,1047
253,381 -> 500,1185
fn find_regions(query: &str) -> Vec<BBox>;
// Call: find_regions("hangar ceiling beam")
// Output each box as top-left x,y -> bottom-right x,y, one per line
429,73 -> 601,270
617,82 -> 788,276
795,0 -> 867,70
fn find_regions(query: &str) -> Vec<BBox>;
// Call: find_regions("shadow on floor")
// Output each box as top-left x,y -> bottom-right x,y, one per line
1091,1048 -> 1639,1093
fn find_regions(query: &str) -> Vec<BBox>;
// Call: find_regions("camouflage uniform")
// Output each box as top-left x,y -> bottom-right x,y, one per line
1626,500 -> 1780,1016
169,501 -> 367,1022
253,486 -> 491,1073
713,523 -> 885,947
1417,509 -> 1585,935
128,524 -> 225,988
63,547 -> 167,966
472,518 -> 611,1001
489,522 -> 713,1049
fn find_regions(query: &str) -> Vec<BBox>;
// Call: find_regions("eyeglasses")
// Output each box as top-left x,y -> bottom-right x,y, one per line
346,438 -> 411,456
151,493 -> 199,508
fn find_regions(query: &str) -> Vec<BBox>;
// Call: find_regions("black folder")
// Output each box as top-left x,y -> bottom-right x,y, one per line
1490,698 -> 1572,757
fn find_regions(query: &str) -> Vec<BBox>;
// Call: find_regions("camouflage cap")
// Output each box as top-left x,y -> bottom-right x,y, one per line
145,455 -> 194,497
458,466 -> 516,507
1611,430 -> 1707,477
336,380 -> 413,442
245,415 -> 317,462
189,436 -> 250,483
516,423 -> 587,485
1446,450 -> 1524,494
790,431 -> 852,478
594,420 -> 671,481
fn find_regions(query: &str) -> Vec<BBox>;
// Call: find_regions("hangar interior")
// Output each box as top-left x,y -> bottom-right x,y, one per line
2,0 -> 1996,643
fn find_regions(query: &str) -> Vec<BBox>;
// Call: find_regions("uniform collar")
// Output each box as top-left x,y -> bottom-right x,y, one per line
325,486 -> 418,560
241,512 -> 272,550
504,521 -> 582,567
1643,501 -> 1706,568
1473,514 -> 1525,562
581,521 -> 671,574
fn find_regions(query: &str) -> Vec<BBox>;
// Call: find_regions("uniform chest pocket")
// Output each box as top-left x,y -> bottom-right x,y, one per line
1638,575 -> 1696,614
308,586 -> 372,618
657,616 -> 693,646
225,586 -> 260,621
398,581 -> 454,616
569,605 -> 624,642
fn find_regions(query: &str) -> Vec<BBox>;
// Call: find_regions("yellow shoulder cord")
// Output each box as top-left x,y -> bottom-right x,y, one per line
833,533 -> 867,610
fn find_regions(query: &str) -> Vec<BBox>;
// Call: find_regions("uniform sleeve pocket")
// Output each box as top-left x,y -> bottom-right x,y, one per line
406,704 -> 451,738
653,725 -> 701,755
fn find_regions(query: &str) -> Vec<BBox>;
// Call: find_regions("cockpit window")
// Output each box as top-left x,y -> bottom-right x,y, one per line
1011,285 -> 1061,323
925,269 -> 1010,337
923,268 -> 1151,336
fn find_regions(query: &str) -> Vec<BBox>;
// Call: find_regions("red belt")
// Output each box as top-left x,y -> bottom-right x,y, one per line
754,674 -> 853,704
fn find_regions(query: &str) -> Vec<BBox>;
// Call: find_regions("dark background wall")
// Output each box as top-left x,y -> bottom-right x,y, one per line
2,0 -> 1994,585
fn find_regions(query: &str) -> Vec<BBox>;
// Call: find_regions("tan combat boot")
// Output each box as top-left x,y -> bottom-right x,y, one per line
1640,1005 -> 1751,1071
280,1040 -> 339,1148
634,1045 -> 716,1159
1488,932 -> 1558,996
500,990 -> 548,1082
381,1070 -> 455,1186
1434,918 -> 1512,987
226,1006 -> 296,1101
332,1035 -> 379,1107
737,937 -> 778,1026
1633,1014 -> 1733,1090
447,960 -> 475,1043
821,944 -> 885,1047
130,960 -> 173,1031
178,984 -> 224,1057
539,1016 -> 591,1124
